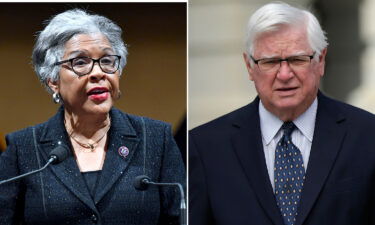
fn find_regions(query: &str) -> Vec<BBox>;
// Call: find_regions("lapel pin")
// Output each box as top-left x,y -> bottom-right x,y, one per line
118,146 -> 130,158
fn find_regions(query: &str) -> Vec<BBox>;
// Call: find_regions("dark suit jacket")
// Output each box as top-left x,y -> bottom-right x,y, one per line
189,92 -> 375,225
0,107 -> 185,225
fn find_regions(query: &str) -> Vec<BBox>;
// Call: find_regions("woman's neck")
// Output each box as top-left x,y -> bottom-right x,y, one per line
64,109 -> 111,138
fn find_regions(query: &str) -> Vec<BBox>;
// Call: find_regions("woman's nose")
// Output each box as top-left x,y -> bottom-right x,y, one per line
88,63 -> 106,81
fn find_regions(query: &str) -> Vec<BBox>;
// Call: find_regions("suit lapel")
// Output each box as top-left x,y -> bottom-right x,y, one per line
231,99 -> 284,225
296,93 -> 347,225
38,107 -> 97,212
94,108 -> 140,203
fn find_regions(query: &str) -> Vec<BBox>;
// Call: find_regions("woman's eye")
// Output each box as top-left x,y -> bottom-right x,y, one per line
100,57 -> 114,65
72,58 -> 90,67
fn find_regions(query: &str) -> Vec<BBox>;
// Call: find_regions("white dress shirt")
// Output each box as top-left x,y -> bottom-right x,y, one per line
259,98 -> 317,190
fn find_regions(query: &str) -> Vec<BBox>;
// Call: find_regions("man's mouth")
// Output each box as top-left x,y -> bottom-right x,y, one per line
276,87 -> 298,91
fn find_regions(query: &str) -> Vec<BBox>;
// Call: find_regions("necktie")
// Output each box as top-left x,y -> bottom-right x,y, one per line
274,122 -> 305,225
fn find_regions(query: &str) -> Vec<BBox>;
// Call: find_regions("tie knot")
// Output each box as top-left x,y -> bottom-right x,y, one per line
282,122 -> 296,137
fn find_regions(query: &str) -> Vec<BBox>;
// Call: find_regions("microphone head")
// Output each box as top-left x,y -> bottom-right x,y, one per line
48,144 -> 69,164
133,175 -> 151,191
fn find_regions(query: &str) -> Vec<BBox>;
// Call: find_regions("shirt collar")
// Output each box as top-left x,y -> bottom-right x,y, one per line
259,97 -> 317,145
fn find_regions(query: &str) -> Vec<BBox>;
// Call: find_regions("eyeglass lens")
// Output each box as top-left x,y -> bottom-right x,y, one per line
257,55 -> 312,72
72,55 -> 120,75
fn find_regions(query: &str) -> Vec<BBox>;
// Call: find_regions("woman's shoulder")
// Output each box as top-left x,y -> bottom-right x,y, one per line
111,107 -> 171,130
7,107 -> 62,141
6,121 -> 48,144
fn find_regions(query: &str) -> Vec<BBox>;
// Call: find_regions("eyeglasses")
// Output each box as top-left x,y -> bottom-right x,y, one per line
54,55 -> 121,76
250,53 -> 315,73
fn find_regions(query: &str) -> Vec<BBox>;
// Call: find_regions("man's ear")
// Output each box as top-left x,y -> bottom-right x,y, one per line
243,52 -> 255,81
48,79 -> 59,93
317,48 -> 327,77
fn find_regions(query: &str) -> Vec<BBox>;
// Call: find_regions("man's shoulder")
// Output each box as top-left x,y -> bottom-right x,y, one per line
318,93 -> 375,132
320,94 -> 375,120
190,102 -> 257,136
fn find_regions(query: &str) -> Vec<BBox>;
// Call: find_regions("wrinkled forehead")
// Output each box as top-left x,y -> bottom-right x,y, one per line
253,24 -> 310,57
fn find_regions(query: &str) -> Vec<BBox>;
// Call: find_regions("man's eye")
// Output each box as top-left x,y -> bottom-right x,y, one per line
289,57 -> 309,65
261,59 -> 279,65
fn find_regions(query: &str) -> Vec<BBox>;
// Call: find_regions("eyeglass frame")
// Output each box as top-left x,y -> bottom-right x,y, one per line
250,52 -> 316,72
54,55 -> 122,77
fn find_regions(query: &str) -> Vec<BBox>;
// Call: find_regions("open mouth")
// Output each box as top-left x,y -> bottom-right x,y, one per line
277,87 -> 298,91
87,87 -> 109,101
87,87 -> 109,96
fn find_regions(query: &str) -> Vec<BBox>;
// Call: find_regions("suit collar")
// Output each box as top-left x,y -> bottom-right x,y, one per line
296,92 -> 346,225
231,97 -> 285,225
37,107 -> 140,209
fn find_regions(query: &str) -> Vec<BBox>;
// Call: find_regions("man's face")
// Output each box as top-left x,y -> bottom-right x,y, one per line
244,25 -> 326,120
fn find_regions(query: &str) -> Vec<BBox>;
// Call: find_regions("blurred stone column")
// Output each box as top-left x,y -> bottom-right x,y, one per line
347,0 -> 375,113
314,0 -> 362,103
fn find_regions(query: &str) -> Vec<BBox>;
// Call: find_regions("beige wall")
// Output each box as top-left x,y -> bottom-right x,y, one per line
0,3 -> 186,138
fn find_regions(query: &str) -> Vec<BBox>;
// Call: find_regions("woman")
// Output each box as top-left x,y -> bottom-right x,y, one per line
0,9 -> 185,224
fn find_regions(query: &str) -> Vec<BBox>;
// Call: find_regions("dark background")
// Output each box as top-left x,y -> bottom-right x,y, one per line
0,3 -> 187,157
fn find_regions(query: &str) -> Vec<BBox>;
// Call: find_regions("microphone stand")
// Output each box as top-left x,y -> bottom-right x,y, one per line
0,157 -> 55,185
142,179 -> 187,225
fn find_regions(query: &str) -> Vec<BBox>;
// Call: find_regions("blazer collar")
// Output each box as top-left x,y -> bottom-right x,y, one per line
39,106 -> 137,143
231,97 -> 285,225
94,108 -> 140,203
295,92 -> 346,225
37,107 -> 140,209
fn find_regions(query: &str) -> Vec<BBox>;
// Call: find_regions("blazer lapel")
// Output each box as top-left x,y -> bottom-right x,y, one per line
231,99 -> 284,225
38,107 -> 97,213
296,93 -> 347,225
94,108 -> 140,203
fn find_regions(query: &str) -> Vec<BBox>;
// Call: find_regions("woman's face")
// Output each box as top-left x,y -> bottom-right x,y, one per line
49,33 -> 121,117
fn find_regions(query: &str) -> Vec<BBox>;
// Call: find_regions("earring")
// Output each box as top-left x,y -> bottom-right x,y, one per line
52,92 -> 61,104
117,90 -> 122,100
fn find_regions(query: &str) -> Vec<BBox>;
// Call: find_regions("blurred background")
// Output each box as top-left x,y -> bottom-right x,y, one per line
189,0 -> 375,129
0,3 -> 187,158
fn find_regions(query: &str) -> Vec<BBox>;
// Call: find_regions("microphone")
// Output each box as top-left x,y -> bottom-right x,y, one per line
133,175 -> 186,225
0,144 -> 69,185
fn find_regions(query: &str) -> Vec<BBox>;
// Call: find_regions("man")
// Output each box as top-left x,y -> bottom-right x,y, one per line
189,2 -> 375,225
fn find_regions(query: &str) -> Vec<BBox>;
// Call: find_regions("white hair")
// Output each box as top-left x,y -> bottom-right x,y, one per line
245,2 -> 328,60
32,9 -> 128,94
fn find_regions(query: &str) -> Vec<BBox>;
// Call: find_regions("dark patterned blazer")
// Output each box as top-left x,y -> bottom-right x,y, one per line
189,92 -> 375,225
0,107 -> 185,225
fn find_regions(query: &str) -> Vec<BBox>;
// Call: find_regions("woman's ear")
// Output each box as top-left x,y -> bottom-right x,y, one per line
48,79 -> 59,93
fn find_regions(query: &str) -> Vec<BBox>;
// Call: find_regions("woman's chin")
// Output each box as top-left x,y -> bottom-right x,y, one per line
80,101 -> 113,116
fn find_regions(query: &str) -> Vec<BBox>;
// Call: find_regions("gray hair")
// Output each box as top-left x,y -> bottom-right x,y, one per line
245,2 -> 328,60
32,9 -> 128,93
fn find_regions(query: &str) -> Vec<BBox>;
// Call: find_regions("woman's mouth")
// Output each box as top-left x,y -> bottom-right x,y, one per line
87,87 -> 109,101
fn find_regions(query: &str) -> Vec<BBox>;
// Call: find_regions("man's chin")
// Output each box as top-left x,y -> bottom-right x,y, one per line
273,99 -> 301,112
